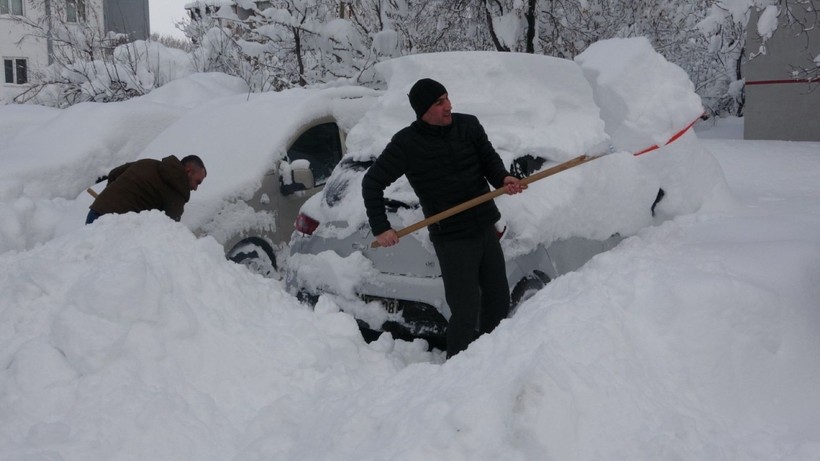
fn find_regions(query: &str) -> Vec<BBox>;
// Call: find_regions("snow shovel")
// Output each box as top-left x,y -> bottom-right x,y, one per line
370,153 -> 600,248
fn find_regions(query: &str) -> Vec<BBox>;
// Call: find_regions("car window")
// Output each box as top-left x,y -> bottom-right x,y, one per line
323,158 -> 374,207
286,122 -> 343,186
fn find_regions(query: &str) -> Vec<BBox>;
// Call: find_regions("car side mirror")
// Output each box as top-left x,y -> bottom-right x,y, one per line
293,166 -> 315,190
280,160 -> 315,196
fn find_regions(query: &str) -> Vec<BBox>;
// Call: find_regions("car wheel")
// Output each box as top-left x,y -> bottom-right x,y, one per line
227,237 -> 279,279
511,271 -> 550,310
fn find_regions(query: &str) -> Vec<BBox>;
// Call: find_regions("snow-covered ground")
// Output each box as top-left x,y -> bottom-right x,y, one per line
2,52 -> 820,460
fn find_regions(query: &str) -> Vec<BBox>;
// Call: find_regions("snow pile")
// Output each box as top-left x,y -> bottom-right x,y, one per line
137,72 -> 250,109
119,40 -> 198,88
3,137 -> 819,459
576,37 -> 728,217
575,36 -> 703,153
0,37 -> 818,460
0,212 -> 435,460
0,102 -> 184,200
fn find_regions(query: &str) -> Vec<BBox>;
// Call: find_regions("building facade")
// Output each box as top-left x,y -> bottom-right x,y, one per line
743,6 -> 820,141
1,0 -> 149,103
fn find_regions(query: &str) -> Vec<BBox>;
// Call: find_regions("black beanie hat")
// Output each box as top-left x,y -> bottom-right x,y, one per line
408,78 -> 447,119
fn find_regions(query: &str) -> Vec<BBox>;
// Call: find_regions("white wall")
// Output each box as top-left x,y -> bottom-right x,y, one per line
1,0 -> 105,103
744,7 -> 820,141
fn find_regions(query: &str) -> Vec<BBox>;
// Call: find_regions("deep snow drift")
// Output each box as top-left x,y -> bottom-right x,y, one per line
2,129 -> 819,460
1,39 -> 819,460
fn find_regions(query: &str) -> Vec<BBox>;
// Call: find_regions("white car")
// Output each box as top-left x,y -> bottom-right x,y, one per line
132,84 -> 380,277
287,153 -> 628,347
283,50 -> 690,348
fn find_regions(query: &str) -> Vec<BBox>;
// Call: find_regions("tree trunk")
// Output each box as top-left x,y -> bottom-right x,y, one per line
525,0 -> 536,53
484,0 -> 510,52
293,27 -> 307,86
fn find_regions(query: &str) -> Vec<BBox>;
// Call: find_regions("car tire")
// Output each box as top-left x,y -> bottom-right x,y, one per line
511,271 -> 550,310
227,237 -> 279,279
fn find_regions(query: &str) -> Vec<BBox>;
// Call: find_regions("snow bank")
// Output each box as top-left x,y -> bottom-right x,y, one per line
1,48 -> 819,460
120,40 -> 198,88
0,104 -> 60,147
0,72 -> 253,202
0,212 -> 435,460
5,139 -> 818,460
0,101 -> 184,200
137,72 -> 250,109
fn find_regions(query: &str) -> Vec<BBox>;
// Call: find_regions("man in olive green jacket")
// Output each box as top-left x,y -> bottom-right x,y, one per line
86,155 -> 207,224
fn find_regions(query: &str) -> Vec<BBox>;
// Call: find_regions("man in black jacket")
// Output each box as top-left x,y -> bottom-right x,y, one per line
362,78 -> 525,358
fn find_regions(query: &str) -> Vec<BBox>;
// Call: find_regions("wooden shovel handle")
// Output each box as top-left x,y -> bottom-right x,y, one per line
371,154 -> 598,248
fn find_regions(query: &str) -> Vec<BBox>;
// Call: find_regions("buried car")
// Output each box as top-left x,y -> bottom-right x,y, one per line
129,83 -> 380,278
283,47 -> 722,349
287,154 -> 628,348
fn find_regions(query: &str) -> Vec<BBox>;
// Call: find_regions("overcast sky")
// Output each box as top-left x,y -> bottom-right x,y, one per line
150,0 -> 190,38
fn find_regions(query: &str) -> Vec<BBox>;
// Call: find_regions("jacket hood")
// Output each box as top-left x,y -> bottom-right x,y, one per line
159,155 -> 191,200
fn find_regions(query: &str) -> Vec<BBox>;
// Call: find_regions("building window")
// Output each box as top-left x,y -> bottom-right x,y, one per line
4,58 -> 28,85
0,0 -> 24,16
66,0 -> 86,23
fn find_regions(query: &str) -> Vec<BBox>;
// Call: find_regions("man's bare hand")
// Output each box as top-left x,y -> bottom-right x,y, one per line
376,229 -> 399,247
503,176 -> 527,195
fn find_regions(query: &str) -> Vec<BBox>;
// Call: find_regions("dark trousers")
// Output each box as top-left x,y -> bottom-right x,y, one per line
433,225 -> 510,358
85,209 -> 102,224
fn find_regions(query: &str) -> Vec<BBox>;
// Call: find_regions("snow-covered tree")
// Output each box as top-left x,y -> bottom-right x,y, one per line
14,0 -> 815,117
474,0 -> 736,115
8,0 -> 189,107
697,0 -> 820,115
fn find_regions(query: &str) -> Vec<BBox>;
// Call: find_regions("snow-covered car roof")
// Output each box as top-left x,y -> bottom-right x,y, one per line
345,50 -> 609,165
133,84 -> 380,229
